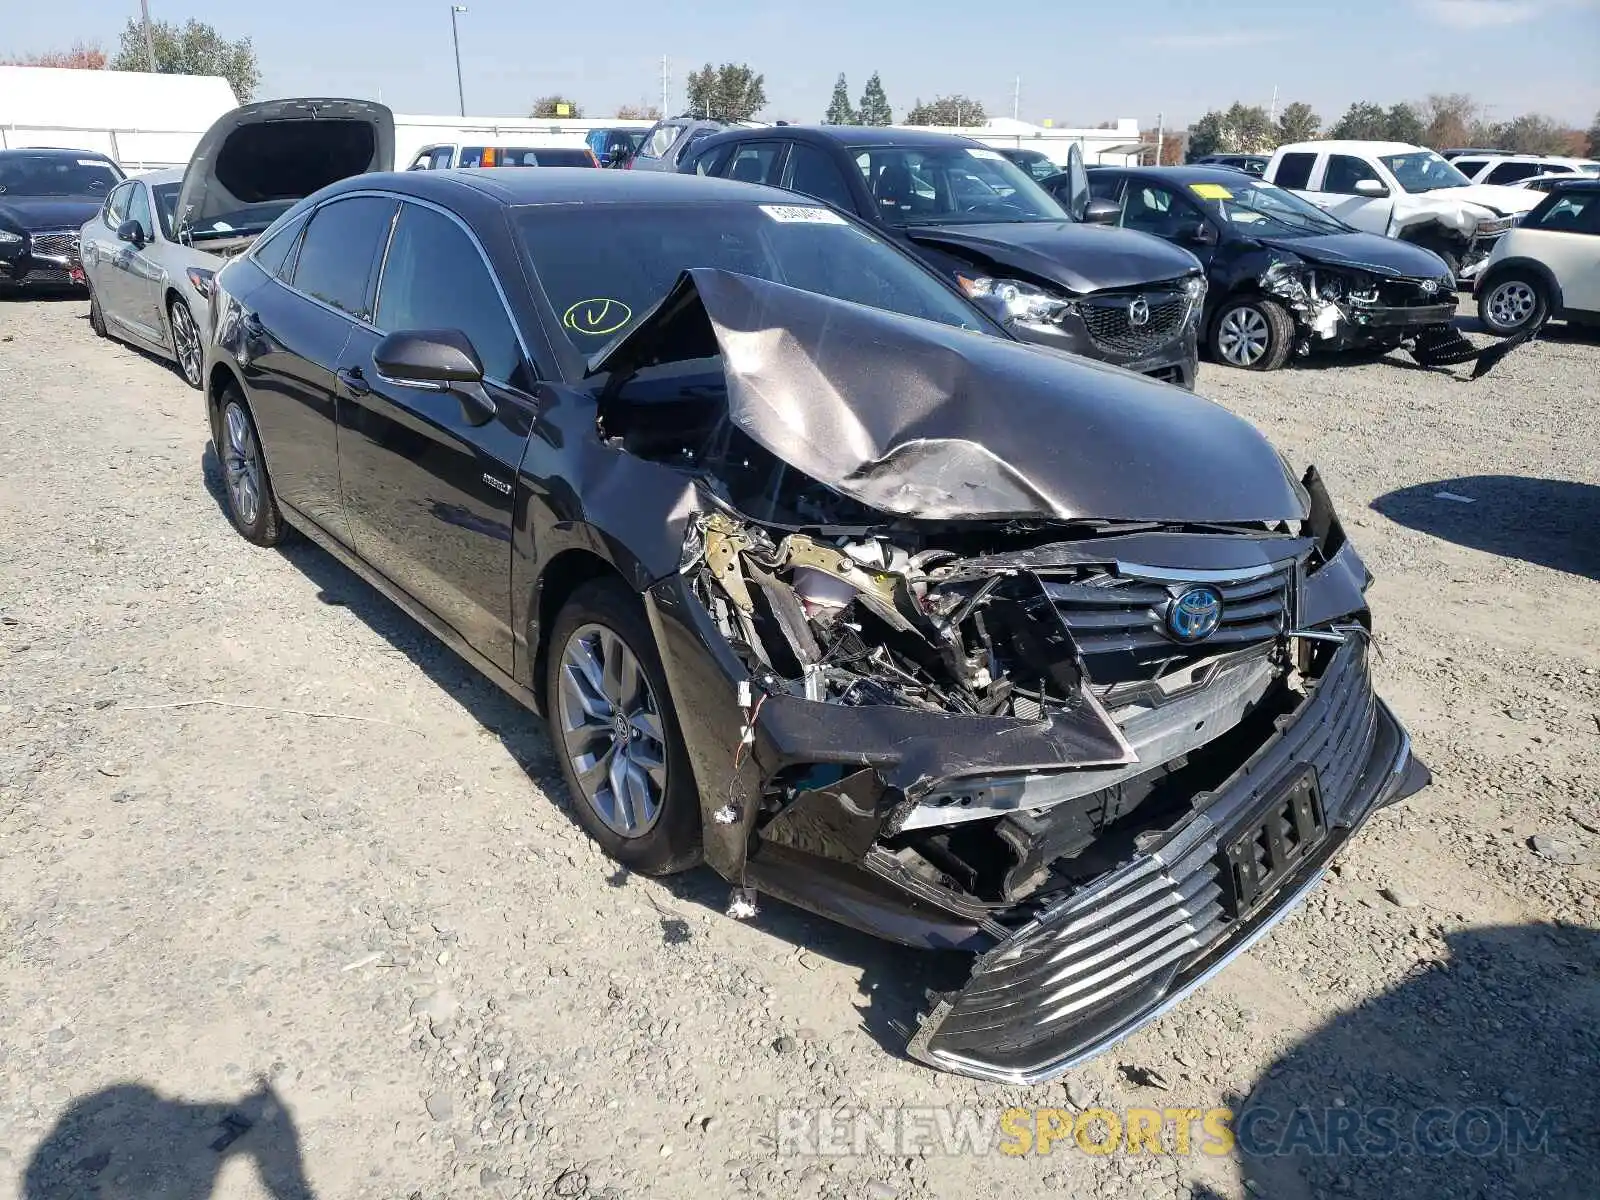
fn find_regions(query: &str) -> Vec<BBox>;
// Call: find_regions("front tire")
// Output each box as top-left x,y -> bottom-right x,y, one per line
546,578 -> 702,875
168,296 -> 204,389
1478,272 -> 1549,336
1210,296 -> 1294,371
218,389 -> 285,546
88,282 -> 107,337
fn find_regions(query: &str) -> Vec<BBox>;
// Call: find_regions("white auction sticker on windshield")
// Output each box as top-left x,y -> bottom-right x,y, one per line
759,204 -> 847,224
966,148 -> 1004,160
77,159 -> 105,167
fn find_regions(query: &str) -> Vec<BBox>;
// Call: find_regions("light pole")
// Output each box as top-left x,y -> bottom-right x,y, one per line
449,5 -> 468,117
139,0 -> 157,72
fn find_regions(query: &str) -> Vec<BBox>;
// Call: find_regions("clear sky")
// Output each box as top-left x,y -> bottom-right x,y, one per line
7,0 -> 1599,128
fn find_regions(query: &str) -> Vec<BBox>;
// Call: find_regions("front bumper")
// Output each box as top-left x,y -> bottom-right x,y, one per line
905,633 -> 1425,1084
1347,301 -> 1459,331
0,228 -> 84,288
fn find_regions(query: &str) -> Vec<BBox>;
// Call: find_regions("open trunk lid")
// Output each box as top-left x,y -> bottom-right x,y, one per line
176,97 -> 394,244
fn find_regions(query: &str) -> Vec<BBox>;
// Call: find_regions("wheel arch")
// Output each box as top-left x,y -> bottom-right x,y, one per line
1476,256 -> 1565,314
527,547 -> 635,715
205,361 -> 246,451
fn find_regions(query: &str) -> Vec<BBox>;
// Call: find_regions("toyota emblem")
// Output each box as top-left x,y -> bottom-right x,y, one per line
1128,296 -> 1151,328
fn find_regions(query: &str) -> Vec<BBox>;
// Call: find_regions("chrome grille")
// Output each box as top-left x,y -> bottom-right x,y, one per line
1079,288 -> 1190,356
1043,563 -> 1294,661
29,230 -> 79,264
926,818 -> 1225,1054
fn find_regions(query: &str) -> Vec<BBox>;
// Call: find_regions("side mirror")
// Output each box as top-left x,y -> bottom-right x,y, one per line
1083,198 -> 1120,225
1354,178 -> 1388,197
375,330 -> 496,425
1187,221 -> 1218,246
116,219 -> 145,249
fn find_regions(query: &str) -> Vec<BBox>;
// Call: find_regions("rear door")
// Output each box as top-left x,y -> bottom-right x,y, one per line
336,199 -> 537,672
241,194 -> 397,543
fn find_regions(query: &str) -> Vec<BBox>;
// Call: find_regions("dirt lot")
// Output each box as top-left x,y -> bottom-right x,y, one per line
1,296 -> 1596,1200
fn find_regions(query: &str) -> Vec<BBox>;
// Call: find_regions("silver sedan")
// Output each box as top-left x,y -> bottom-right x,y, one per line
78,168 -> 213,389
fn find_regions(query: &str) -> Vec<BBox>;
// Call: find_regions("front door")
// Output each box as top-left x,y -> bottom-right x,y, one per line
336,199 -> 537,672
1313,154 -> 1395,235
109,181 -> 166,344
240,195 -> 397,543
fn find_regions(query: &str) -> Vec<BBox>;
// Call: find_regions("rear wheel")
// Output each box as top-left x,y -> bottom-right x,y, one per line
168,296 -> 204,389
218,388 -> 285,546
545,578 -> 702,875
1209,296 -> 1294,371
1478,272 -> 1549,336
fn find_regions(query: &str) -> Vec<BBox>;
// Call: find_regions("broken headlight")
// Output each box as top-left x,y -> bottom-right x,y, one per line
1183,275 -> 1207,303
958,276 -> 1076,327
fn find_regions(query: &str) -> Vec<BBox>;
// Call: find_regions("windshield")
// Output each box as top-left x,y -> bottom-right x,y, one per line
1187,178 -> 1350,236
846,144 -> 1067,226
153,182 -> 180,240
0,155 -> 122,198
1380,151 -> 1470,193
515,201 -> 995,353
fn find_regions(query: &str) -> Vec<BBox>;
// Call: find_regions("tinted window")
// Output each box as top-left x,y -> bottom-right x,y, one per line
252,214 -> 307,281
516,202 -> 992,353
1530,190 -> 1600,233
291,196 -> 397,319
430,147 -> 455,170
1273,152 -> 1316,190
848,144 -> 1066,225
104,181 -> 133,229
1088,173 -> 1122,201
674,127 -> 718,163
726,142 -> 784,185
1121,183 -> 1195,238
1453,158 -> 1487,179
783,143 -> 855,210
1322,155 -> 1383,195
532,148 -> 594,167
640,123 -> 681,159
152,183 -> 180,240
125,182 -> 153,242
376,202 -> 527,386
1486,161 -> 1542,185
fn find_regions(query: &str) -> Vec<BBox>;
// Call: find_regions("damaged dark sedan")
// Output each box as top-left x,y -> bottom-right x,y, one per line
1066,167 -> 1461,371
203,169 -> 1429,1084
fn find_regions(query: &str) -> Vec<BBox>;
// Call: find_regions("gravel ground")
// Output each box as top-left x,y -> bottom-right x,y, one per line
0,296 -> 1596,1200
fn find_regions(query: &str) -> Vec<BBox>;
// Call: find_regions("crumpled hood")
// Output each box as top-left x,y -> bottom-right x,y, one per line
1257,231 -> 1452,279
176,97 -> 394,237
905,221 -> 1203,295
1441,183 -> 1542,218
0,197 -> 103,232
591,269 -> 1308,524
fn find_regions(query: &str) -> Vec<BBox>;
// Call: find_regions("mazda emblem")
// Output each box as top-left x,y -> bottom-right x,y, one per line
1128,296 -> 1151,328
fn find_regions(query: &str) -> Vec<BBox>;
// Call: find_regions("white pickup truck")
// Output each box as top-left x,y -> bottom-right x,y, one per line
1262,140 -> 1541,283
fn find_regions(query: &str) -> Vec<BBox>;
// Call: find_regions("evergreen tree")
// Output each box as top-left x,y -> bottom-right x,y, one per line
858,73 -> 893,126
823,74 -> 856,125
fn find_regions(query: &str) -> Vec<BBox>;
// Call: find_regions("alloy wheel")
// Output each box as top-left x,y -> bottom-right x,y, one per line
170,300 -> 203,386
1485,281 -> 1536,331
556,623 -> 668,838
1218,305 -> 1271,366
222,401 -> 263,528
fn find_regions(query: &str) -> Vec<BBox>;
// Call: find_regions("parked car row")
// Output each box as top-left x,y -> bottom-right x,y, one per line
0,148 -> 124,287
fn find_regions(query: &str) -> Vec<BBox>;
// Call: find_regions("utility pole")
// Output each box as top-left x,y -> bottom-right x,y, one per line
1269,85 -> 1279,123
1154,111 -> 1163,166
661,55 -> 669,117
1013,76 -> 1020,123
139,0 -> 157,72
450,5 -> 468,117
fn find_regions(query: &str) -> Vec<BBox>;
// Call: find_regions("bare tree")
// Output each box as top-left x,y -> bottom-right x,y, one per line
1,41 -> 106,69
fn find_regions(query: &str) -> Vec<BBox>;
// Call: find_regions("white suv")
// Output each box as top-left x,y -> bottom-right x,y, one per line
1263,140 -> 1541,282
1474,181 -> 1600,335
1449,154 -> 1600,187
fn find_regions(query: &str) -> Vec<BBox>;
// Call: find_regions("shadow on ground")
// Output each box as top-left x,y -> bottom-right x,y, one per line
1371,475 -> 1600,581
23,1080 -> 315,1199
199,447 -> 959,1063
1229,923 -> 1599,1200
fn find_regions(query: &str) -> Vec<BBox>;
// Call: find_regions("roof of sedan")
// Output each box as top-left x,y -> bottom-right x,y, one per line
138,167 -> 184,184
350,167 -> 806,207
697,124 -> 983,150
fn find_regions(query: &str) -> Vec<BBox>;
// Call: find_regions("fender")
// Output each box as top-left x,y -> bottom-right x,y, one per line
1475,255 -> 1567,314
